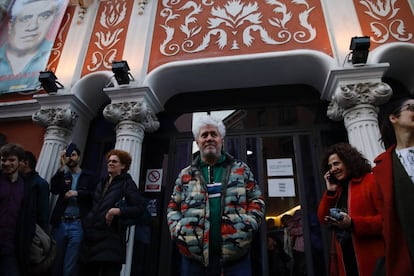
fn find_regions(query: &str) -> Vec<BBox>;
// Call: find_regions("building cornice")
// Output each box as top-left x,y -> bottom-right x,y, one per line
0,99 -> 40,120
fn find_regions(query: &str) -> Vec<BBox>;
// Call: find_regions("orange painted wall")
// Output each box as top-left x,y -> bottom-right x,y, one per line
80,0 -> 133,77
149,0 -> 332,71
0,120 -> 45,157
353,0 -> 414,48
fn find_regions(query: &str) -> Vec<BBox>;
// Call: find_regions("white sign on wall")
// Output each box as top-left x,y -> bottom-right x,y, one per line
266,158 -> 293,176
268,178 -> 296,197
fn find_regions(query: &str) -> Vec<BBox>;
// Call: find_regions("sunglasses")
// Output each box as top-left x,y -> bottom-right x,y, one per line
397,103 -> 414,113
107,159 -> 120,164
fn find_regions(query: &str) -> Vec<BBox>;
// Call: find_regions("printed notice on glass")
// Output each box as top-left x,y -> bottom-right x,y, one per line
267,158 -> 293,176
268,178 -> 296,197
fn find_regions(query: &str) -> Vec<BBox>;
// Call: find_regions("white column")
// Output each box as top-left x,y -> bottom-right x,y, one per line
342,104 -> 384,163
32,103 -> 78,212
36,125 -> 71,182
114,120 -> 145,183
32,105 -> 78,182
114,120 -> 144,276
102,87 -> 161,276
326,81 -> 393,164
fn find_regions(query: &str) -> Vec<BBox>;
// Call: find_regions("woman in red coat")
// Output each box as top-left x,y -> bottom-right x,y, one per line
373,97 -> 414,275
317,143 -> 384,276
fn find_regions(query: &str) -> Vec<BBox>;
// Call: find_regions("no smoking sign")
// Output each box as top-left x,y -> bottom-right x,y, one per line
145,169 -> 163,192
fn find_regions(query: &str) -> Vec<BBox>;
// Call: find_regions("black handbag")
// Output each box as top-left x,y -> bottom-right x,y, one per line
115,197 -> 151,226
115,180 -> 151,226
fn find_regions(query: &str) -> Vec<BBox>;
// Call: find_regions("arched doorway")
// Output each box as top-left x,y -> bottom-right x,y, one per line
148,85 -> 348,276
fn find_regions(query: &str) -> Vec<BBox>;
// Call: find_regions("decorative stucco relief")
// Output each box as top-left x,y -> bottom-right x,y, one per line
47,7 -> 75,72
354,0 -> 414,46
81,0 -> 133,76
149,0 -> 332,71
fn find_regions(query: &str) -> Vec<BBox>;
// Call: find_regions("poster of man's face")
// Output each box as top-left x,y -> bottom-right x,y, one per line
0,0 -> 68,95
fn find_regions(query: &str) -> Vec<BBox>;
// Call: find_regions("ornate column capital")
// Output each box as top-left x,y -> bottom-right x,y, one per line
103,86 -> 162,133
327,81 -> 393,121
32,107 -> 78,129
322,63 -> 390,100
323,64 -> 392,121
103,100 -> 160,132
32,94 -> 80,129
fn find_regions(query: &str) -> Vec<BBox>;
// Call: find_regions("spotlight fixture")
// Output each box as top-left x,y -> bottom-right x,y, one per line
349,36 -> 370,65
112,60 -> 134,85
38,71 -> 64,94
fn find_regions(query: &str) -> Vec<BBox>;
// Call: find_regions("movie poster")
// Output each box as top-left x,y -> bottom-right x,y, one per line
0,0 -> 68,94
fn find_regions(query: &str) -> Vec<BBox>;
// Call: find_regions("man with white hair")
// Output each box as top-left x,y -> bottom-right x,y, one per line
0,0 -> 66,94
167,114 -> 265,275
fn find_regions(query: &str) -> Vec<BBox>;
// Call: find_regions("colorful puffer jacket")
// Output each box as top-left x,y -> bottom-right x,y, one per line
167,152 -> 265,266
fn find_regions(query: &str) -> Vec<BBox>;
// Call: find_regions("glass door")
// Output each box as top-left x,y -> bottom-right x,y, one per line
225,133 -> 327,276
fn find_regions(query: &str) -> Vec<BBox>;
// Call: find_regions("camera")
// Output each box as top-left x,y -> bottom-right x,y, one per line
329,208 -> 344,221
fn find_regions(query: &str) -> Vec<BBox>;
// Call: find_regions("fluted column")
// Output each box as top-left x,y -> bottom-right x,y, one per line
103,100 -> 160,183
327,81 -> 392,163
102,87 -> 161,276
32,106 -> 78,182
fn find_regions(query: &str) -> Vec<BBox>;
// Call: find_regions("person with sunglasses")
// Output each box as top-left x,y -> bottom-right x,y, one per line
373,97 -> 414,275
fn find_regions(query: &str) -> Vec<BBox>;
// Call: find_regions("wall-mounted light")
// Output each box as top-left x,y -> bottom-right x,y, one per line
38,71 -> 64,94
349,36 -> 370,65
112,60 -> 134,85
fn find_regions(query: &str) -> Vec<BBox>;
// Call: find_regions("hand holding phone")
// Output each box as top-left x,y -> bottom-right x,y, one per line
325,216 -> 338,223
328,174 -> 338,184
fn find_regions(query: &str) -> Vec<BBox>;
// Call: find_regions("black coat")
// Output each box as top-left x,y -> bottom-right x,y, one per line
15,175 -> 37,275
21,171 -> 50,231
81,173 -> 146,264
50,169 -> 97,226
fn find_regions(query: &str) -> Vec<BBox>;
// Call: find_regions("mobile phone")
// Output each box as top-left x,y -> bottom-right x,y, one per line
65,143 -> 76,157
328,174 -> 338,184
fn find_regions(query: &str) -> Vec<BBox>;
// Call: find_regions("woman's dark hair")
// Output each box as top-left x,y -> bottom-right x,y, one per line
320,142 -> 371,179
378,97 -> 413,149
106,149 -> 132,173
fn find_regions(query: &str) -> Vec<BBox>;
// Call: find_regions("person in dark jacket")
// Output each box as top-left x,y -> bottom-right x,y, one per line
0,143 -> 37,276
50,143 -> 97,276
373,97 -> 414,275
80,149 -> 147,276
19,150 -> 50,232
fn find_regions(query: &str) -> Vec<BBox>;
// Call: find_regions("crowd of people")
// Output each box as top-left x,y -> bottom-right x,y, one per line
0,143 -> 148,276
317,96 -> 414,276
1,96 -> 414,276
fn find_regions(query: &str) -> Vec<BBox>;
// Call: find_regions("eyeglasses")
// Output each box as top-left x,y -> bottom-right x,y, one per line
107,159 -> 120,164
398,103 -> 414,113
